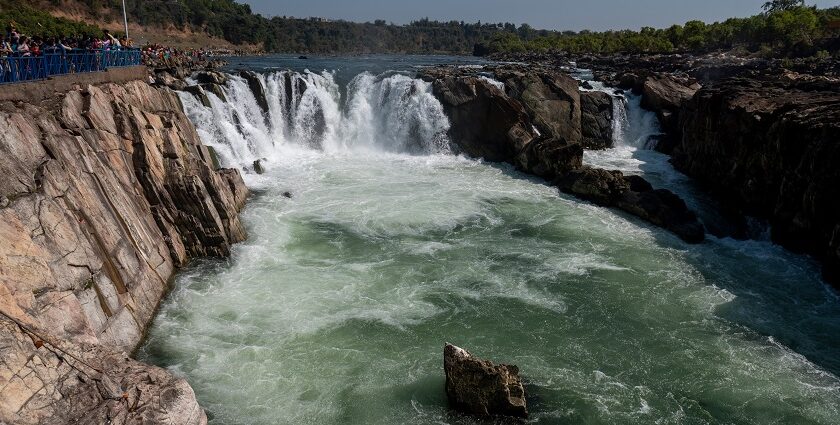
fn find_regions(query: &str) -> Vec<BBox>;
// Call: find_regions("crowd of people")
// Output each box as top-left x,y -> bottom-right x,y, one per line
2,24 -> 133,58
141,44 -> 216,68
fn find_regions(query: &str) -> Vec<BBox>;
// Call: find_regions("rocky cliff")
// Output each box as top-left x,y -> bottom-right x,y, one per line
673,72 -> 840,284
420,66 -> 704,243
0,80 -> 248,424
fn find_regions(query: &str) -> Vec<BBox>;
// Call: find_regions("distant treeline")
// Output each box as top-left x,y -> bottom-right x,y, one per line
6,0 -> 840,57
479,3 -> 840,57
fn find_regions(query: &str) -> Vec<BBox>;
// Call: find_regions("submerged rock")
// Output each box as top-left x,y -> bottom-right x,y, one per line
443,344 -> 528,419
253,159 -> 265,175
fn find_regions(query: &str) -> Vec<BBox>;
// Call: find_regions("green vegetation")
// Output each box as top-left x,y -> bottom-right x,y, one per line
0,0 -> 103,37
479,3 -> 840,57
4,0 -> 839,57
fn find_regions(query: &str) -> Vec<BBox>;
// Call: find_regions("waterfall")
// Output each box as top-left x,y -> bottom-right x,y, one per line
578,78 -> 661,150
178,70 -> 451,169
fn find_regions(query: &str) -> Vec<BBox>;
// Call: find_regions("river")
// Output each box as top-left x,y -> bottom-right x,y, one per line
138,55 -> 840,424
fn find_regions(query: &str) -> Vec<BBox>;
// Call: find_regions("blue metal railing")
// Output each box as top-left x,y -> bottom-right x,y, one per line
0,49 -> 142,84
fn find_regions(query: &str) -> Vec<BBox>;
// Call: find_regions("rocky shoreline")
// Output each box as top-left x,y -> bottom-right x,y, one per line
574,53 -> 839,286
419,65 -> 705,243
0,79 -> 247,424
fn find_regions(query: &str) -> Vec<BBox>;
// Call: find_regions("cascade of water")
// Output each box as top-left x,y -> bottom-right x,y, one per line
178,70 -> 451,169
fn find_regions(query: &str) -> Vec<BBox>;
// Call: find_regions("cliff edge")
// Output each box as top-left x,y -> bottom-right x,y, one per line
0,80 -> 248,424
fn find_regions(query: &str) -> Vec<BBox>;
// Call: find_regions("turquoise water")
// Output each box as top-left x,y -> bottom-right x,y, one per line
139,56 -> 840,424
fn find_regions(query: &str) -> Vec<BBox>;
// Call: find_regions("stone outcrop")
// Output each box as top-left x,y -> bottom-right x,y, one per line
423,69 -> 536,162
0,80 -> 248,423
443,344 -> 528,418
494,68 -> 582,143
240,70 -> 270,115
420,65 -> 704,243
580,91 -> 614,149
673,72 -> 840,283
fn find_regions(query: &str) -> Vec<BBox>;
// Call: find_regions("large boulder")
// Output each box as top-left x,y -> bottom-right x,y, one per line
640,74 -> 699,112
427,71 -> 536,162
640,74 -> 700,152
443,344 -> 528,419
515,137 -> 583,181
193,70 -> 228,86
495,68 -> 582,143
580,91 -> 614,149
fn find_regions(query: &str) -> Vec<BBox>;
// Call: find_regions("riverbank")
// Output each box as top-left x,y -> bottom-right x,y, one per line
490,51 -> 840,287
0,75 -> 247,423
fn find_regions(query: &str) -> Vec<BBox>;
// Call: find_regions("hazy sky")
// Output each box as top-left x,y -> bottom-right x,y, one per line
242,0 -> 840,31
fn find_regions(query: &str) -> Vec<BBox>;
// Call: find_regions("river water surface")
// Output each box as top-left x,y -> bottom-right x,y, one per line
139,55 -> 840,424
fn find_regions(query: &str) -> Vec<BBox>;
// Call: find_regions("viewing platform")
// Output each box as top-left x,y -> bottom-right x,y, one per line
0,50 -> 142,85
0,53 -> 147,104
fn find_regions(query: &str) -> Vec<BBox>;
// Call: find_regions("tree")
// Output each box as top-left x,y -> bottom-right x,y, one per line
763,0 -> 806,14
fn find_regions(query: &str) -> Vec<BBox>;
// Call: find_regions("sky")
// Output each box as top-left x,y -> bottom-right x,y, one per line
242,0 -> 840,31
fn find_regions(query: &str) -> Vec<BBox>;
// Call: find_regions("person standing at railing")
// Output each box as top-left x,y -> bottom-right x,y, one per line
103,30 -> 121,49
17,37 -> 30,56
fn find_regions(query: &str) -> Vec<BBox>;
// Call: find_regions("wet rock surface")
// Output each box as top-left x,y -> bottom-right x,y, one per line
444,344 -> 528,419
0,80 -> 248,423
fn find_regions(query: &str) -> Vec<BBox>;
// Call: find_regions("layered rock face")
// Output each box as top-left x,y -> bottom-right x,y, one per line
421,66 -> 704,243
673,73 -> 840,283
0,80 -> 248,423
443,344 -> 528,418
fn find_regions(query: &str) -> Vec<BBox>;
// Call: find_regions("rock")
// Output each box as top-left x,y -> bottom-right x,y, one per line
154,71 -> 186,91
194,70 -> 228,86
427,71 -> 536,162
580,91 -> 614,149
0,80 -> 248,423
495,67 -> 582,144
640,74 -> 698,113
557,168 -> 705,243
282,191 -> 293,199
673,73 -> 840,283
253,159 -> 265,174
239,70 -> 270,115
515,137 -> 582,181
617,72 -> 645,94
580,80 -> 594,90
183,85 -> 212,108
0,319 -> 207,425
639,74 -> 699,153
202,83 -> 227,103
443,344 -> 528,419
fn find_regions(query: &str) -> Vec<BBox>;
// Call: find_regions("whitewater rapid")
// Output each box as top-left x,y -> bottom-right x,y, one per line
140,64 -> 840,424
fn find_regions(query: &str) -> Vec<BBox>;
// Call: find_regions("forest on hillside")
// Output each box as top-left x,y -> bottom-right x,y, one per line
2,0 -> 838,57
